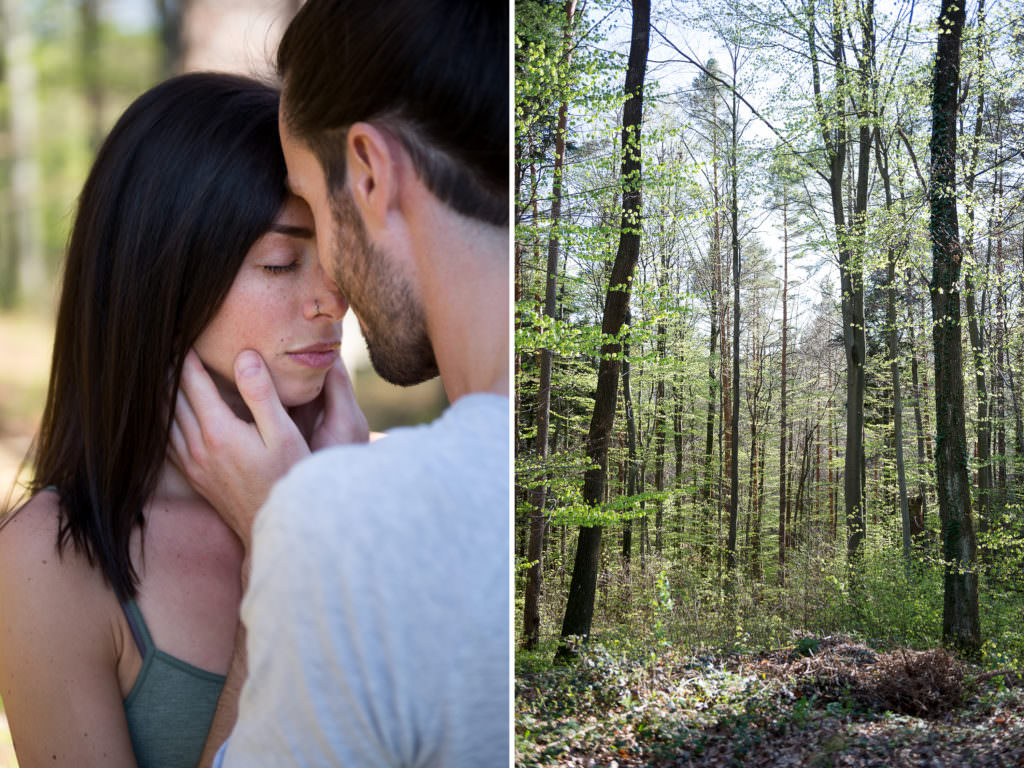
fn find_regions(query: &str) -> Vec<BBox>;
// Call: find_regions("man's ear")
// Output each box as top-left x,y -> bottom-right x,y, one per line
345,122 -> 401,233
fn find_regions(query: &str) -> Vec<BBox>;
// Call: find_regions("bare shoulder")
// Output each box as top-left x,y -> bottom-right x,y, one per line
0,490 -> 64,578
0,490 -> 115,633
0,492 -> 138,765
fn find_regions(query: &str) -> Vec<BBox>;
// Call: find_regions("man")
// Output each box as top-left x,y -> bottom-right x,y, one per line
171,1 -> 509,764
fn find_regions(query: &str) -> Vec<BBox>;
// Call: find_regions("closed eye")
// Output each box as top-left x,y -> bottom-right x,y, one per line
264,263 -> 299,275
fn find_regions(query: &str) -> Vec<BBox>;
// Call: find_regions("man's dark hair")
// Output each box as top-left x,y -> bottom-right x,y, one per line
277,0 -> 508,226
24,73 -> 288,600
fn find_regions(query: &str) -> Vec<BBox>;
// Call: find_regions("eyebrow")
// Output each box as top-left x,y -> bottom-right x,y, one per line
270,223 -> 314,239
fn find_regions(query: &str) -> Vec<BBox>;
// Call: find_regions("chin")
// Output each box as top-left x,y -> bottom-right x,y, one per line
273,372 -> 328,408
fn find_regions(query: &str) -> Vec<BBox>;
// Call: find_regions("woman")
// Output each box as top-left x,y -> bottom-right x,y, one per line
0,73 -> 355,767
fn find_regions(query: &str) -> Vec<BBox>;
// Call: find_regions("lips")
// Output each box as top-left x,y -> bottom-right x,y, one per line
287,341 -> 341,369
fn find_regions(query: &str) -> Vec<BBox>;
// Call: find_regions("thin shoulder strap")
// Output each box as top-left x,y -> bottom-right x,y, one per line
120,599 -> 153,658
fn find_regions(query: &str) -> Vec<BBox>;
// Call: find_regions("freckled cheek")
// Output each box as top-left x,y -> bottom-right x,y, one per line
196,283 -> 290,380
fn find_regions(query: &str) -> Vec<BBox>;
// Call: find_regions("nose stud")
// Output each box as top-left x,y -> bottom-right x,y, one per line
315,299 -> 320,315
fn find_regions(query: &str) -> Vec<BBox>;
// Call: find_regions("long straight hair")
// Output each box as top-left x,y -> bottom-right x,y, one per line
25,73 -> 287,600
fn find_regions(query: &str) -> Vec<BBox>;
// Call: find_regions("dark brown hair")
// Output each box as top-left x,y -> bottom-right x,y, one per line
276,0 -> 508,226
24,73 -> 288,600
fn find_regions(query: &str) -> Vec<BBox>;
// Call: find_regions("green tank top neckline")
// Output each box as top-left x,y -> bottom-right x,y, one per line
121,599 -> 226,768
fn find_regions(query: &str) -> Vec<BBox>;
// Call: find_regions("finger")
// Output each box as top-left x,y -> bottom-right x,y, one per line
321,358 -> 357,417
233,349 -> 301,449
168,417 -> 198,482
173,387 -> 202,454
178,349 -> 239,439
167,418 -> 186,471
314,358 -> 369,448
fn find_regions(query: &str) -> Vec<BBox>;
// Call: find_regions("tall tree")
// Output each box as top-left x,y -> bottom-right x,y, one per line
523,0 -> 578,652
557,0 -> 650,660
80,0 -> 104,151
798,0 -> 874,569
726,43 -> 742,577
874,134 -> 912,571
928,0 -> 980,654
155,0 -> 188,75
1,0 -> 42,307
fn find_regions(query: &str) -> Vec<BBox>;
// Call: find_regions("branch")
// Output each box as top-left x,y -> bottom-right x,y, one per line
650,23 -> 829,185
896,125 -> 927,192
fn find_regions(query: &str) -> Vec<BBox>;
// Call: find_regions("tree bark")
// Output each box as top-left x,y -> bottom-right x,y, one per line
557,0 -> 649,661
928,0 -> 980,655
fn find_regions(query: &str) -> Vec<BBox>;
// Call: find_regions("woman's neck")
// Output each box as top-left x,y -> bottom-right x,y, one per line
153,457 -> 207,504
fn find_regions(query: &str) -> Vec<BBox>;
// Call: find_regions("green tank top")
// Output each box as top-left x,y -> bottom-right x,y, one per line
121,599 -> 226,768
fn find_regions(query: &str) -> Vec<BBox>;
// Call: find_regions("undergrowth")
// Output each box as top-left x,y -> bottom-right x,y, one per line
517,524 -> 1024,765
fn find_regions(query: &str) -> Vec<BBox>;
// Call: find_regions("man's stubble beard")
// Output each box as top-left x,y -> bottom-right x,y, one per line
330,189 -> 439,387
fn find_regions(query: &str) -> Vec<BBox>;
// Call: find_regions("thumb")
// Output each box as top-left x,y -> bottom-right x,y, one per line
321,360 -> 370,444
234,350 -> 293,445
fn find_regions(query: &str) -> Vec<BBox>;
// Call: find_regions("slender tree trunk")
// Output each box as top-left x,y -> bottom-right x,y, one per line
779,185 -> 789,585
557,0 -> 649,661
80,0 -> 104,152
653,252 -> 670,553
674,385 -> 685,541
622,313 -> 638,566
155,0 -> 188,76
1,0 -> 43,307
874,138 -> 911,571
726,56 -> 741,577
907,286 -> 931,518
702,276 -> 719,564
993,171 -> 1007,503
807,0 -> 871,569
928,0 -> 980,654
962,10 -> 991,543
523,0 -> 577,652
753,428 -> 766,581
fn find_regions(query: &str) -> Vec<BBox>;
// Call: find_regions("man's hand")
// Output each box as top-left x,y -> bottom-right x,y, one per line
290,358 -> 370,451
170,349 -> 310,549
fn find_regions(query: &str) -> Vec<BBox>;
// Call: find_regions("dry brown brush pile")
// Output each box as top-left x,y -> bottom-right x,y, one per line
740,636 -> 968,717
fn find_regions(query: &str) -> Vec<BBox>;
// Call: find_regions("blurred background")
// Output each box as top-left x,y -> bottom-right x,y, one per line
0,0 -> 448,505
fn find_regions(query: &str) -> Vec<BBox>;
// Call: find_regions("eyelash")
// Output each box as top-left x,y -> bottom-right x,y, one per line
263,262 -> 299,275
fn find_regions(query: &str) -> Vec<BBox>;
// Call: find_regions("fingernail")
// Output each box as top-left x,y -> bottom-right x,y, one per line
236,350 -> 262,378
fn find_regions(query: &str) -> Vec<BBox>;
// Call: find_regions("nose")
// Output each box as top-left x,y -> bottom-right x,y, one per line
307,259 -> 348,321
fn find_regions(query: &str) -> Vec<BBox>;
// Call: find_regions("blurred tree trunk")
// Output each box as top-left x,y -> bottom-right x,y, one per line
1,0 -> 42,308
80,0 -> 104,151
556,0 -> 649,662
155,0 -> 188,75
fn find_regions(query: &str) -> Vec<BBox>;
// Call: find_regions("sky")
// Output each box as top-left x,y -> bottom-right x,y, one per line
104,0 -> 157,32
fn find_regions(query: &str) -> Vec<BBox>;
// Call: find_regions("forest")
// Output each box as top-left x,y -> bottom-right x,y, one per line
515,0 -> 1024,764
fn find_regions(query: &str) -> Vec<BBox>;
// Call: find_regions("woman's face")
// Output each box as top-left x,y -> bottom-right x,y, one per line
194,194 -> 348,410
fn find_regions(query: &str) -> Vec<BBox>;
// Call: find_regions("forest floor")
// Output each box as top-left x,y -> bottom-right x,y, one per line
516,636 -> 1024,767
